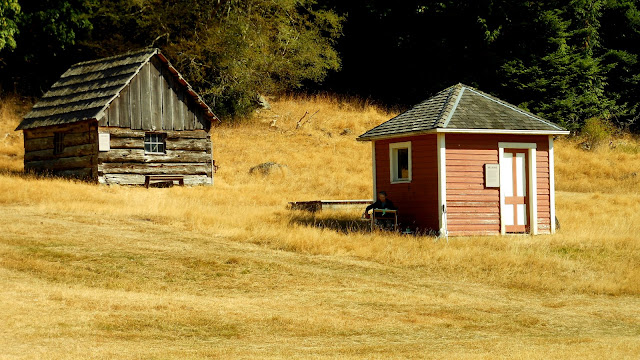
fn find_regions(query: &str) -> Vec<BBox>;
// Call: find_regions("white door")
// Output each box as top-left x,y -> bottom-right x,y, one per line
501,149 -> 529,233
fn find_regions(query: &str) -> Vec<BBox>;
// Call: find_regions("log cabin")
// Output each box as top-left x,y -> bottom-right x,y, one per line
16,48 -> 219,185
358,84 -> 569,236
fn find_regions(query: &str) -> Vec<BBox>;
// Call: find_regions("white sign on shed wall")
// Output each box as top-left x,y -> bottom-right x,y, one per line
485,163 -> 500,188
98,133 -> 110,151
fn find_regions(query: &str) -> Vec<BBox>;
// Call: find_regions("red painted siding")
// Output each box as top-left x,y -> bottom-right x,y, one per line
374,135 -> 439,232
445,134 -> 551,236
445,135 -> 500,236
536,145 -> 552,234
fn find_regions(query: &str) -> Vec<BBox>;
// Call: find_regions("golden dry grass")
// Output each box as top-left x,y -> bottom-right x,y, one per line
0,94 -> 639,359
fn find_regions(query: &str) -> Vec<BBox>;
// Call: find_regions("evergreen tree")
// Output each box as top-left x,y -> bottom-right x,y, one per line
0,0 -> 20,52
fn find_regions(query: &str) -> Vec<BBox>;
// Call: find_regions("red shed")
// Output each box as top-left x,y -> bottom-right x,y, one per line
358,84 -> 569,236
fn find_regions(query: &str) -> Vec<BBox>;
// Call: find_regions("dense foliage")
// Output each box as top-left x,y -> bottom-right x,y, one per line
321,0 -> 640,131
1,0 -> 343,118
2,0 -> 640,129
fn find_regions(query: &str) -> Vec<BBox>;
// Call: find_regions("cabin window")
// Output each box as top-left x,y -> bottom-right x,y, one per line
389,141 -> 412,183
144,133 -> 166,154
53,133 -> 64,155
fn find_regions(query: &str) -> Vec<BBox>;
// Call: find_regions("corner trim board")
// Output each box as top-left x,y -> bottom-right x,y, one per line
549,136 -> 556,234
372,141 -> 377,200
437,133 -> 447,236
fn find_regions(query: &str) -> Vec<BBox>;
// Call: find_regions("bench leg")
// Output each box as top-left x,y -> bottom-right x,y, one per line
144,177 -> 150,189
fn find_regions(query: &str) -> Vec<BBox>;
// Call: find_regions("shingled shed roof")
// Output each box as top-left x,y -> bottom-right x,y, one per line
358,84 -> 568,140
16,48 -> 218,130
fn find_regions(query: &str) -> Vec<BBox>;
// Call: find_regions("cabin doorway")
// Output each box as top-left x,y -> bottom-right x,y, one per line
501,149 -> 529,233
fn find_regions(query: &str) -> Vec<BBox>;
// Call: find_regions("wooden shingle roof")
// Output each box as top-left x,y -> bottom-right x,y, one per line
358,84 -> 568,140
17,48 -> 217,130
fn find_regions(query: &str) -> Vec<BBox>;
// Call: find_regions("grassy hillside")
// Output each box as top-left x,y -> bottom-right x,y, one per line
1,95 -> 639,359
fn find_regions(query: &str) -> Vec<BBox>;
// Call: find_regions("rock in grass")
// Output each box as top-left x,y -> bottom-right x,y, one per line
249,162 -> 287,176
255,94 -> 271,110
340,128 -> 353,136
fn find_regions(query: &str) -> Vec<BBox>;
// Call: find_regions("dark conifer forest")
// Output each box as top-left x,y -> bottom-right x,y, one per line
2,0 -> 640,130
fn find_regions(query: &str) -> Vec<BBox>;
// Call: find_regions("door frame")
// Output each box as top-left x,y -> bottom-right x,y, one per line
498,142 -> 537,235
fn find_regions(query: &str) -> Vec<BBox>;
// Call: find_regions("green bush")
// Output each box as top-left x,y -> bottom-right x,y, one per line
580,118 -> 614,150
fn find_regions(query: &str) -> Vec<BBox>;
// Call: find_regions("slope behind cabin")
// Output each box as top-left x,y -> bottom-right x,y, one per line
16,48 -> 219,185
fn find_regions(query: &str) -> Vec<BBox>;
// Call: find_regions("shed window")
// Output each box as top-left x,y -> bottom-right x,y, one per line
144,133 -> 166,154
389,141 -> 412,183
53,133 -> 64,155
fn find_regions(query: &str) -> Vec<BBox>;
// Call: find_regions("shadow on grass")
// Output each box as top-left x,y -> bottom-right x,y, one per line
288,212 -> 372,234
288,211 -> 440,237
0,168 -> 26,177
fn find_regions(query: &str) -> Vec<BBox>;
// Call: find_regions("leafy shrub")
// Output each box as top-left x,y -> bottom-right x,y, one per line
580,118 -> 614,150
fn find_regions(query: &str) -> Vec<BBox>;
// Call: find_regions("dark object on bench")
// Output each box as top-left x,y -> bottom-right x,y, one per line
144,175 -> 185,188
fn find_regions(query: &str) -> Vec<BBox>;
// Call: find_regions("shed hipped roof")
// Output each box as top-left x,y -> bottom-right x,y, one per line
16,48 -> 218,130
358,84 -> 568,140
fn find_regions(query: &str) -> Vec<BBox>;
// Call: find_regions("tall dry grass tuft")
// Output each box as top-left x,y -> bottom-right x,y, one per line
0,96 -> 29,172
555,135 -> 640,194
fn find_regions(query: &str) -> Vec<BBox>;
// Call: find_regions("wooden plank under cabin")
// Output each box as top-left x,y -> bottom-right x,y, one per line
150,59 -> 163,131
140,62 -> 152,130
162,67 -> 173,130
130,72 -> 142,129
119,86 -> 131,128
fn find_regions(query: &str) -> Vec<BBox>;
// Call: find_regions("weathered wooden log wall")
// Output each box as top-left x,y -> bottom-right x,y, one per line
97,57 -> 209,132
98,127 -> 213,185
23,120 -> 99,180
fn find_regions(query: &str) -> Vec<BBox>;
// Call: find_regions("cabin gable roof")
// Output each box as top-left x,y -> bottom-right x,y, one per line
16,48 -> 218,130
358,84 -> 567,140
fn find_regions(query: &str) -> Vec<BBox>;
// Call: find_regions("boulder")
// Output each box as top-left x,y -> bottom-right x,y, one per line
255,94 -> 271,110
249,162 -> 287,176
340,128 -> 353,136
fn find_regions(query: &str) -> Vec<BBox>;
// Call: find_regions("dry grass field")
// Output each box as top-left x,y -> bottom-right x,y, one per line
1,94 -> 639,359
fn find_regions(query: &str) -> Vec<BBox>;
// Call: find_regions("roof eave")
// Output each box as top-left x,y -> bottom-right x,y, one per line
357,128 -> 570,141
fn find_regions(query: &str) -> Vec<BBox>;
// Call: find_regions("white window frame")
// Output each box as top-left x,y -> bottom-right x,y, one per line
144,132 -> 167,155
389,141 -> 412,184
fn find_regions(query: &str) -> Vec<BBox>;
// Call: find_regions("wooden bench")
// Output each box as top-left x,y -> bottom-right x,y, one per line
370,209 -> 398,232
144,175 -> 185,188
